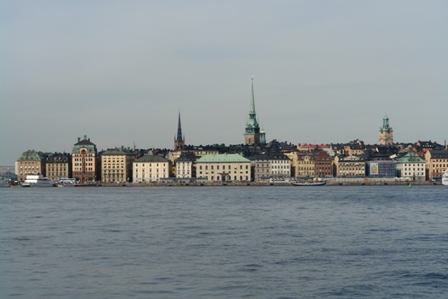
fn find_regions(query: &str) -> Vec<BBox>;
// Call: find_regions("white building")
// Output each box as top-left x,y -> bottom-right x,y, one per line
396,152 -> 426,181
195,153 -> 251,182
133,155 -> 171,182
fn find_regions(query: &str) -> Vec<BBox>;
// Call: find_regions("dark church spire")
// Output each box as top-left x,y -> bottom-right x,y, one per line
174,110 -> 185,149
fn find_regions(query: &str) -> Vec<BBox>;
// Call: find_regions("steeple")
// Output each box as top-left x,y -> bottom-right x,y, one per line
174,110 -> 185,150
250,76 -> 256,115
244,77 -> 261,145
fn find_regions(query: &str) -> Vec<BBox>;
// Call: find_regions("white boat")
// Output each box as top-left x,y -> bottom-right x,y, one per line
442,170 -> 448,186
22,173 -> 54,187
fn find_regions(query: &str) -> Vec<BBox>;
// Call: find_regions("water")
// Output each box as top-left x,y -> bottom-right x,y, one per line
1,186 -> 448,298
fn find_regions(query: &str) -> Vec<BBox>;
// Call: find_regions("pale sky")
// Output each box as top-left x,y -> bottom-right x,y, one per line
1,1 -> 447,165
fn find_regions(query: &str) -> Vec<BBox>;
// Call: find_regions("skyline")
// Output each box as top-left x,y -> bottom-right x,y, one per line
2,1 -> 448,165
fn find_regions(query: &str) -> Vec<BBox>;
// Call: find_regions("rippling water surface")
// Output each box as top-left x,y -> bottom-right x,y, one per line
1,186 -> 448,298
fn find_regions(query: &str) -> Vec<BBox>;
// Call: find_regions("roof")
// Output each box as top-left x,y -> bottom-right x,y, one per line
17,150 -> 45,161
135,155 -> 169,163
72,135 -> 97,154
428,150 -> 448,159
196,153 -> 251,163
101,148 -> 134,156
396,152 -> 425,163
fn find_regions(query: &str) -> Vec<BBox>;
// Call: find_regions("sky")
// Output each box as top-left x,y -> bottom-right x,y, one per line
1,1 -> 447,166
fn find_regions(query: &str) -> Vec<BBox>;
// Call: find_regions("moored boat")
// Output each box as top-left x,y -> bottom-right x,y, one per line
291,181 -> 326,186
22,173 -> 54,187
442,170 -> 448,186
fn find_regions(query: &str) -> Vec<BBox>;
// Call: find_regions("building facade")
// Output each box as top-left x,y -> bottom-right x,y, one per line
133,155 -> 171,182
196,154 -> 251,182
101,148 -> 139,183
16,150 -> 46,181
46,153 -> 72,181
425,150 -> 448,180
175,152 -> 196,179
366,160 -> 397,177
335,155 -> 366,177
396,152 -> 425,181
314,151 -> 333,178
295,151 -> 316,178
72,135 -> 98,183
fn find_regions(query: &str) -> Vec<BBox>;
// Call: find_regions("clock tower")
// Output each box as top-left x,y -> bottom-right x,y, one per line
379,115 -> 393,145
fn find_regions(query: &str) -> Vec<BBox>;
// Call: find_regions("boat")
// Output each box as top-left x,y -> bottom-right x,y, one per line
291,181 -> 326,186
442,170 -> 448,186
22,173 -> 54,187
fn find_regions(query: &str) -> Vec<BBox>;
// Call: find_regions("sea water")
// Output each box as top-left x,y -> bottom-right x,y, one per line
1,186 -> 448,298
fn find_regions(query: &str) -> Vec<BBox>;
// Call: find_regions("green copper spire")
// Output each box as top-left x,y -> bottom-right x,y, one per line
244,77 -> 261,144
250,76 -> 256,114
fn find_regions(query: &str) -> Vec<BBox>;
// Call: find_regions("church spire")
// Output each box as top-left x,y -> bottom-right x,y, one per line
250,76 -> 256,115
244,77 -> 261,145
174,110 -> 185,150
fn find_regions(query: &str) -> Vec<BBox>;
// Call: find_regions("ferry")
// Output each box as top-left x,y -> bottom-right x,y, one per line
442,170 -> 448,186
22,173 -> 54,187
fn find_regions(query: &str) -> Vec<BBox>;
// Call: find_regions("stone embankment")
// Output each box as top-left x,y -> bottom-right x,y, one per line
100,179 -> 436,187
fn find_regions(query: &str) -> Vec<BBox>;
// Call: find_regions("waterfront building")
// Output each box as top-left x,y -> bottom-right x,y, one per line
174,111 -> 185,150
366,160 -> 397,177
46,153 -> 72,181
295,151 -> 316,178
244,78 -> 264,145
133,154 -> 171,182
72,135 -> 98,183
101,148 -> 140,183
315,151 -> 333,178
16,150 -> 46,181
174,152 -> 196,179
379,115 -> 393,145
335,155 -> 366,177
250,152 -> 291,182
424,149 -> 448,180
195,154 -> 251,182
250,153 -> 271,182
395,152 -> 425,181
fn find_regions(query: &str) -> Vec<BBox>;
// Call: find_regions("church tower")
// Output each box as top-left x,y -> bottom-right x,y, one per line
379,115 -> 393,145
244,77 -> 262,145
174,111 -> 185,150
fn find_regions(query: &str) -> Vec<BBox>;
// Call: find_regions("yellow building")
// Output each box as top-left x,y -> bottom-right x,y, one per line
425,150 -> 448,180
101,148 -> 139,183
46,153 -> 72,181
16,150 -> 46,181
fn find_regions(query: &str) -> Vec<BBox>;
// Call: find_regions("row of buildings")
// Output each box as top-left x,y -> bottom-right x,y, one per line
12,79 -> 448,183
14,137 -> 448,184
